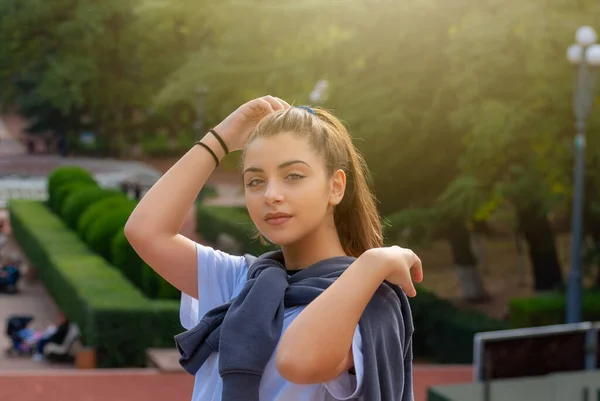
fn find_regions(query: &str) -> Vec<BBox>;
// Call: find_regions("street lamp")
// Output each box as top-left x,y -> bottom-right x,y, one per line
309,79 -> 329,104
565,26 -> 600,324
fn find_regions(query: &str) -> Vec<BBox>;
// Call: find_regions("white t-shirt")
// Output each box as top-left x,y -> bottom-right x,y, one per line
180,243 -> 365,401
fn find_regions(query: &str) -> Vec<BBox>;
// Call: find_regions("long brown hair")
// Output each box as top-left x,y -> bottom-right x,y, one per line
241,106 -> 382,257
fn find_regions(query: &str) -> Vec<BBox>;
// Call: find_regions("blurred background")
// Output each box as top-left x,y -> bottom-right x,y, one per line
1,1 -> 600,400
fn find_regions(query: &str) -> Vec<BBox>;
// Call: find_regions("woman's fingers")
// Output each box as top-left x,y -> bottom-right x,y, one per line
412,256 -> 423,283
262,95 -> 285,111
275,97 -> 291,109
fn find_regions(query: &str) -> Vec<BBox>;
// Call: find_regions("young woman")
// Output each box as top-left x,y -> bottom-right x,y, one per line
125,96 -> 423,401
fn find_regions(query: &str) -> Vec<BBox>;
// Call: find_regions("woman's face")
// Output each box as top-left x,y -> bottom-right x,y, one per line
242,132 -> 344,247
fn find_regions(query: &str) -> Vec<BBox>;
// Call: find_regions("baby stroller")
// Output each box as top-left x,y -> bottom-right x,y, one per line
4,315 -> 39,356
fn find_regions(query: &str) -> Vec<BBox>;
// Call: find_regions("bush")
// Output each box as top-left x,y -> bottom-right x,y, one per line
62,187 -> 123,229
408,286 -> 508,363
47,166 -> 96,211
111,232 -> 180,301
54,181 -> 99,216
9,200 -> 182,368
111,231 -> 145,289
77,196 -> 133,241
86,205 -> 136,261
196,205 -> 278,255
509,291 -> 600,328
140,264 -> 180,300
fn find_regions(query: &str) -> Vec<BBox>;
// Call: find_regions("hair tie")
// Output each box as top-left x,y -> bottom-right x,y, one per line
297,105 -> 316,115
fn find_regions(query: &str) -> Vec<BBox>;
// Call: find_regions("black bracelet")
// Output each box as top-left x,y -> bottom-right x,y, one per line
195,141 -> 219,168
209,129 -> 229,155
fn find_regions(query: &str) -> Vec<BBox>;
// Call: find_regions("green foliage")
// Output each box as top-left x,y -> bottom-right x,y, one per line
47,166 -> 96,210
8,200 -> 182,367
86,205 -> 136,261
61,186 -> 123,229
111,230 -> 145,289
409,286 -> 508,363
509,292 -> 600,328
140,263 -> 180,301
384,208 -> 439,246
112,232 -> 180,301
77,196 -> 133,241
54,181 -> 99,216
196,204 -> 278,255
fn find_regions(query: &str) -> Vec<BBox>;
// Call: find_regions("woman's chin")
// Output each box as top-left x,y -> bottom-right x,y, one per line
261,231 -> 299,249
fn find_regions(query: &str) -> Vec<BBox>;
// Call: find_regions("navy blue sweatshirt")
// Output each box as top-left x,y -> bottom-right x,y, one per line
175,251 -> 414,401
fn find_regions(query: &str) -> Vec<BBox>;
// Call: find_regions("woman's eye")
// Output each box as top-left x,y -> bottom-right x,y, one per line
246,178 -> 263,187
287,173 -> 304,180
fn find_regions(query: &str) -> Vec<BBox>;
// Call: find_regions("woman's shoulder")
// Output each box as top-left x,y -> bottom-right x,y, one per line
195,242 -> 251,269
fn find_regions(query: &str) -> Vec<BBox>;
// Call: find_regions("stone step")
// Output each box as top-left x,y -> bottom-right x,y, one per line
146,348 -> 185,373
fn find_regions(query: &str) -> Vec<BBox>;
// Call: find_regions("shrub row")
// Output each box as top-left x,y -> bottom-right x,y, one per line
9,200 -> 181,367
46,166 -> 179,301
196,204 -> 507,363
509,291 -> 600,328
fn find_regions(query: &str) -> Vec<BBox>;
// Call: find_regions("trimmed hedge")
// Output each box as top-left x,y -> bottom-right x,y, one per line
110,230 -> 180,301
54,181 -> 99,215
61,186 -> 123,229
141,264 -> 181,300
196,204 -> 278,255
78,196 -> 134,241
9,200 -> 182,368
111,231 -> 145,289
87,205 -> 136,261
509,291 -> 600,328
47,166 -> 96,211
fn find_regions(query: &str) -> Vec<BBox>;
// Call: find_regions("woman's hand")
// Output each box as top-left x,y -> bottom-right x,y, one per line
363,246 -> 423,297
213,95 -> 290,152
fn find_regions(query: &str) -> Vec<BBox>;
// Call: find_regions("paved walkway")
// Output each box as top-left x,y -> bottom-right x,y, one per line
0,219 -> 64,371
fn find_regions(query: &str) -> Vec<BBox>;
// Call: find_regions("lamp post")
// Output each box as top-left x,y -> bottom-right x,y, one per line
565,26 -> 600,323
309,79 -> 329,104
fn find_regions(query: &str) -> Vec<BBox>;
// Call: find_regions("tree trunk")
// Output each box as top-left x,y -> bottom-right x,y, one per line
515,232 -> 527,287
447,221 -> 490,302
516,205 -> 563,292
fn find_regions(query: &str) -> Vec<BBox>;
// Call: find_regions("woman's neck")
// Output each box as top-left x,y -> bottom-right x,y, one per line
280,219 -> 346,270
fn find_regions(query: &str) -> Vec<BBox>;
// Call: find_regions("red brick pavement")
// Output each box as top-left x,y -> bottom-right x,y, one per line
0,365 -> 472,401
0,370 -> 194,401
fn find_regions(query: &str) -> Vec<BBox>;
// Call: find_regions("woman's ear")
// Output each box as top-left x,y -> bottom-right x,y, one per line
329,169 -> 346,206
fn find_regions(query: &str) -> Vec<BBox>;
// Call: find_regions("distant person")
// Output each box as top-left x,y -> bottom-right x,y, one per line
133,183 -> 142,201
58,135 -> 67,157
125,96 -> 422,400
32,312 -> 71,361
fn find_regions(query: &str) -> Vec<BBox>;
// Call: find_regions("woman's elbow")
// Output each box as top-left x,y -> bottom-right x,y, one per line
124,214 -> 151,242
275,347 -> 342,385
123,219 -> 141,242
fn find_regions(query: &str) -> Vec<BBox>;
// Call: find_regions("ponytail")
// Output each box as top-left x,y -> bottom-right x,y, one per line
314,109 -> 383,256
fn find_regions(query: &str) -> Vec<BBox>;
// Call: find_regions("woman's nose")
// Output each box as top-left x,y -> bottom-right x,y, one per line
264,181 -> 284,205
